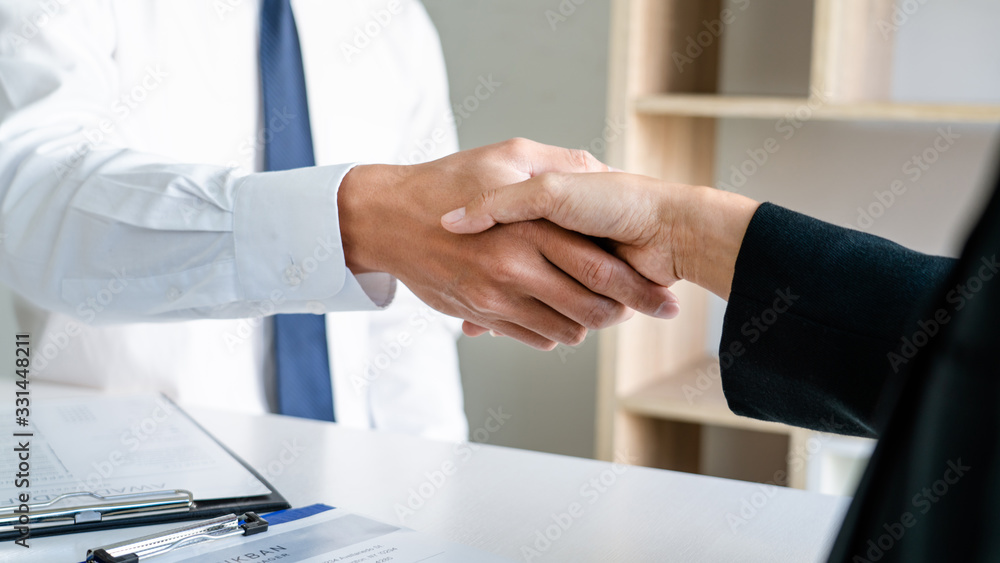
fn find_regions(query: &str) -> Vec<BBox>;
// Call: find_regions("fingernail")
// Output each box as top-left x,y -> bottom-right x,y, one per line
489,329 -> 501,337
442,207 -> 466,224
653,302 -> 681,319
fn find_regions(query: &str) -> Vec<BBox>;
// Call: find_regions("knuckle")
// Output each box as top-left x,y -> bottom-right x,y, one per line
506,220 -> 541,240
535,172 -> 564,195
571,148 -> 600,171
532,175 -> 561,214
471,286 -> 507,316
561,324 -> 588,346
581,256 -> 618,293
487,256 -> 522,285
581,298 -> 623,330
474,188 -> 499,212
504,137 -> 533,155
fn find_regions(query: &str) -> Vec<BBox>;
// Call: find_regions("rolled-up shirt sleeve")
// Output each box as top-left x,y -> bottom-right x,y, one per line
0,1 -> 389,322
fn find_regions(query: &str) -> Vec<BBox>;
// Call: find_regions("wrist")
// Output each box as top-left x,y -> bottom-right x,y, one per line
673,186 -> 760,300
338,163 -> 406,274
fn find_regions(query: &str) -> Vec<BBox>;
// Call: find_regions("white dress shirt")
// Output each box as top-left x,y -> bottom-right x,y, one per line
0,0 -> 468,441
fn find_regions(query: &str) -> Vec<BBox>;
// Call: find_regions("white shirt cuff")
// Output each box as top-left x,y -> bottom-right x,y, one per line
233,163 -> 395,312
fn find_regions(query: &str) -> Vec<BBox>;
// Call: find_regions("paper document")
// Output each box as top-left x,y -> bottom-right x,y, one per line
131,504 -> 513,563
0,394 -> 270,506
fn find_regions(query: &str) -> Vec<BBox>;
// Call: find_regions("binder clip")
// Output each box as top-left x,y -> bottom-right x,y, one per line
87,511 -> 269,562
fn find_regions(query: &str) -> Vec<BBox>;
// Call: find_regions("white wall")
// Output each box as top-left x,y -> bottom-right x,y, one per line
422,0 -> 613,458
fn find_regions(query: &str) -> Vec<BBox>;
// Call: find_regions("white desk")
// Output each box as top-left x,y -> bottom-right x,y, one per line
12,403 -> 849,562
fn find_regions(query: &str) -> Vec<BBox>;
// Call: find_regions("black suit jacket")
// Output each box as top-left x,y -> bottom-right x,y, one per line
720,166 -> 1000,561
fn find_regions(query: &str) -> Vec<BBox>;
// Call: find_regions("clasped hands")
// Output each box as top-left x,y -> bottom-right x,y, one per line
339,138 -> 759,350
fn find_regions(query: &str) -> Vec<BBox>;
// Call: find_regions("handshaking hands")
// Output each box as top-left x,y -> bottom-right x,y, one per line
337,139 -> 682,350
339,137 -> 760,350
440,167 -> 762,338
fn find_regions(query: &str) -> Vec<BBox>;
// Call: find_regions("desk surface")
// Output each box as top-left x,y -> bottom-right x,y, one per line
12,401 -> 849,563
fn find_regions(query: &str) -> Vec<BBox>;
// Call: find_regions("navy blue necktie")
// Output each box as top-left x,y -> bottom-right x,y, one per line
260,0 -> 335,422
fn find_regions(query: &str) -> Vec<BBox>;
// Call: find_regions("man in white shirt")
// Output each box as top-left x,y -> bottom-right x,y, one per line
0,1 -> 675,439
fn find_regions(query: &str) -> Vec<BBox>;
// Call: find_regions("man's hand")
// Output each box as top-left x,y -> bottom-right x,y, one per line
440,171 -> 760,301
338,139 -> 679,350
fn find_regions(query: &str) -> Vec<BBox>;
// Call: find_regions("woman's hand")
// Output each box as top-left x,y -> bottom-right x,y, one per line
442,171 -> 760,304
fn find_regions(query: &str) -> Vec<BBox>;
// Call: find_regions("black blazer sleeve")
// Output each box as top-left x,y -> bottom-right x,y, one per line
719,203 -> 955,438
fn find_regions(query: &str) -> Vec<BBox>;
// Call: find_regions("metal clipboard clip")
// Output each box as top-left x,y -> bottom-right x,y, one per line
86,511 -> 269,563
0,490 -> 194,529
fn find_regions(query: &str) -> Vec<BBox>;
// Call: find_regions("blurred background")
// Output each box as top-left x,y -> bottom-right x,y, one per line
420,0 -> 1000,493
1,0 -> 998,496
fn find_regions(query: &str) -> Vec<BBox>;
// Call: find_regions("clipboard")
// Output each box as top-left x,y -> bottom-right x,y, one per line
79,506 -> 324,563
0,394 -> 290,541
85,510 -> 271,563
80,504 -> 516,563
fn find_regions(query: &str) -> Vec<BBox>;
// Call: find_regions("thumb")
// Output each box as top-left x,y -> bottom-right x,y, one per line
441,176 -> 556,234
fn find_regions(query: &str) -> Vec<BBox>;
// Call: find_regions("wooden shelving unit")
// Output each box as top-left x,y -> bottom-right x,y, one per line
619,358 -> 791,435
597,0 -> 1000,489
636,95 -> 1000,122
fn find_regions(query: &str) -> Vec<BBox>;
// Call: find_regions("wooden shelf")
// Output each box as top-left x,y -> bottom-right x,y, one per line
618,357 -> 794,436
635,94 -> 1000,123
599,0 -> 981,490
